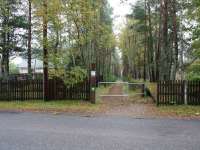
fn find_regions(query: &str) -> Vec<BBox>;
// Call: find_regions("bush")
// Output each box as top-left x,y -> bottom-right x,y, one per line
186,72 -> 200,81
49,66 -> 87,87
186,60 -> 200,81
105,74 -> 118,82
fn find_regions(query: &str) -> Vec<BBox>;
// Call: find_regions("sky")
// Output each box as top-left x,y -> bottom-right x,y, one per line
108,0 -> 136,36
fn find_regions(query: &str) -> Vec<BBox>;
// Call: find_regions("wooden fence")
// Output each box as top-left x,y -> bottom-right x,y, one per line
48,79 -> 90,100
157,80 -> 200,105
187,81 -> 200,105
0,79 -> 90,101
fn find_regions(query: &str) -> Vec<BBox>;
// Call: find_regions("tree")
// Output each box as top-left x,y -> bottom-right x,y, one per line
0,0 -> 28,77
186,0 -> 200,80
43,0 -> 48,100
0,0 -> 119,84
28,0 -> 32,75
120,0 -> 194,81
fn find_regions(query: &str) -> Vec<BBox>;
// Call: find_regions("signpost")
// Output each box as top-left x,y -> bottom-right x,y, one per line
90,64 -> 96,104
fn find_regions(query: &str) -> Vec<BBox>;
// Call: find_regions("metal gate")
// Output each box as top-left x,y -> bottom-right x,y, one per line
96,81 -> 146,101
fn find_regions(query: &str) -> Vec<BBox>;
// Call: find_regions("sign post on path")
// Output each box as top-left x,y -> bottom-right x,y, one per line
90,64 -> 96,104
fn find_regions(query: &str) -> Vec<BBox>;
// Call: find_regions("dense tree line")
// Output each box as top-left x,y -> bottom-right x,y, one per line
0,0 -> 120,83
120,0 -> 200,81
1,0 -> 199,83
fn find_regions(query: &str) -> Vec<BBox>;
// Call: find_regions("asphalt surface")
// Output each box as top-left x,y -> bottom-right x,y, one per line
0,112 -> 200,150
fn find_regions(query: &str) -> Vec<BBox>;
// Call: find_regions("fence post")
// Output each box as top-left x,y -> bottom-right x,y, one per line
184,81 -> 188,105
157,81 -> 159,106
142,84 -> 147,97
90,63 -> 96,104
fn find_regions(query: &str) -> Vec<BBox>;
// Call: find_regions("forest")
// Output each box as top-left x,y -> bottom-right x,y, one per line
120,0 -> 200,82
0,0 -> 200,84
0,0 -> 120,85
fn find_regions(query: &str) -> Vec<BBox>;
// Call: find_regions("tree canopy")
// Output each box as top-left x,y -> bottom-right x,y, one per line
120,0 -> 200,81
0,0 -> 120,83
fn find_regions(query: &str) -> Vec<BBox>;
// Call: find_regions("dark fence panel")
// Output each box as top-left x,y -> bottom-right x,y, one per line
0,79 -> 90,101
157,81 -> 184,105
187,81 -> 200,105
157,80 -> 200,105
48,79 -> 90,100
0,80 -> 43,101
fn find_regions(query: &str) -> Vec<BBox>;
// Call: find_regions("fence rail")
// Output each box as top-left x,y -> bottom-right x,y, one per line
157,80 -> 200,105
0,79 -> 90,101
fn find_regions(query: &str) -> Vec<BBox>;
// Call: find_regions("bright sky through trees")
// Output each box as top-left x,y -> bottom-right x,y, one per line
13,0 -> 135,65
108,0 -> 136,35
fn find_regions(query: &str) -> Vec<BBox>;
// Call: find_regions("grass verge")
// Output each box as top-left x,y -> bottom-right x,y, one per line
0,100 -> 100,113
158,105 -> 200,116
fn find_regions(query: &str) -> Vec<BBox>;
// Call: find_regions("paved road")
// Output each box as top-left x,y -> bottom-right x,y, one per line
0,112 -> 200,150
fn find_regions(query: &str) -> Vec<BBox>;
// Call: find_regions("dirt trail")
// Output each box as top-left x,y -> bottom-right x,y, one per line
97,84 -> 200,119
107,84 -> 124,95
100,83 -> 156,117
101,83 -> 128,105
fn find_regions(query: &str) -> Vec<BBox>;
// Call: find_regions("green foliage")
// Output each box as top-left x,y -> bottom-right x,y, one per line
49,66 -> 87,87
132,1 -> 145,21
0,0 -> 119,82
9,63 -> 19,74
0,0 -> 28,52
119,20 -> 145,78
186,60 -> 200,81
63,67 -> 87,86
187,73 -> 200,81
106,74 -> 118,82
31,0 -> 118,82
48,47 -> 87,86
187,0 -> 200,81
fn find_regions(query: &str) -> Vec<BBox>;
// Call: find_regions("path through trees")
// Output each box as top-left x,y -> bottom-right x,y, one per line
97,82 -> 155,117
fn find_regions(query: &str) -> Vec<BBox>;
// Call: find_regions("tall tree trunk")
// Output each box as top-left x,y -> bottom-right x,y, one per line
2,21 -> 7,78
54,29 -> 59,70
179,0 -> 185,80
147,0 -> 155,82
28,0 -> 32,75
144,0 -> 147,81
171,0 -> 179,80
161,0 -> 170,80
43,0 -> 48,100
2,7 -> 9,78
156,0 -> 162,81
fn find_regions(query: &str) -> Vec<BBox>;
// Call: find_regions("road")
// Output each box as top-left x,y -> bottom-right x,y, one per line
0,112 -> 200,150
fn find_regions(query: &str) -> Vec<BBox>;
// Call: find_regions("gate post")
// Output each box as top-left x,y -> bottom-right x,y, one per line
90,64 -> 96,104
142,84 -> 146,97
184,81 -> 188,105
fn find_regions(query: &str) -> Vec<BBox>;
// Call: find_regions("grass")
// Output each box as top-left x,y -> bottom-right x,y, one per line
128,89 -> 141,96
122,84 -> 129,95
158,105 -> 200,116
96,85 -> 111,101
0,100 -> 100,113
